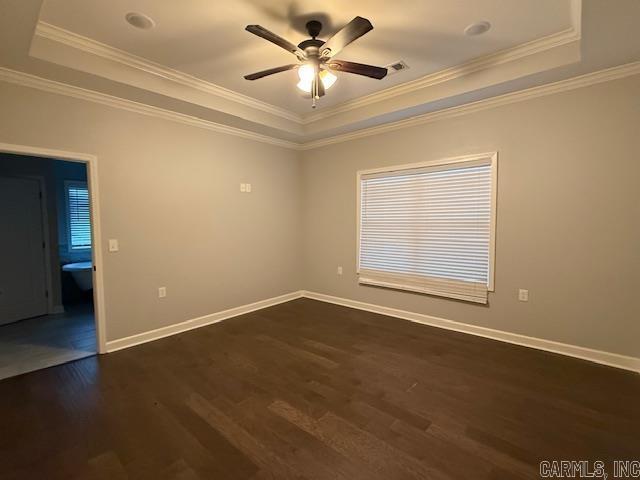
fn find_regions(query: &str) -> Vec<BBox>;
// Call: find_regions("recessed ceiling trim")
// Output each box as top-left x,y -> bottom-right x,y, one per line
302,26 -> 581,124
0,67 -> 301,149
33,12 -> 582,132
464,21 -> 491,36
125,12 -> 156,30
34,22 -> 303,125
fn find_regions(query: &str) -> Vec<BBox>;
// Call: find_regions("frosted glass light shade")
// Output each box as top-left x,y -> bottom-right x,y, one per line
296,69 -> 337,93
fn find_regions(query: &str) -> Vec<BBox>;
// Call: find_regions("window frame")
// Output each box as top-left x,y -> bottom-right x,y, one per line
356,151 -> 498,294
64,180 -> 92,252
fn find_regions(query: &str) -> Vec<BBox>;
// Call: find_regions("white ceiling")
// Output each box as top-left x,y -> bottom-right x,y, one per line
39,0 -> 573,114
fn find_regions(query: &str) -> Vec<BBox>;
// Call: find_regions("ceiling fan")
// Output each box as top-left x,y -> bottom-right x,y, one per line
243,17 -> 387,108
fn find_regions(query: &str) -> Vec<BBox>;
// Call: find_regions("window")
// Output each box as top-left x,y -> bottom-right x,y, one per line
357,153 -> 497,304
66,182 -> 92,250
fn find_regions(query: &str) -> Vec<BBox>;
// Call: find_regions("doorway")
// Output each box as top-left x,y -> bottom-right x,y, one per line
0,145 -> 106,380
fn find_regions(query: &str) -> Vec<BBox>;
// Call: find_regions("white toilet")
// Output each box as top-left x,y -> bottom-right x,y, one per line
62,261 -> 93,291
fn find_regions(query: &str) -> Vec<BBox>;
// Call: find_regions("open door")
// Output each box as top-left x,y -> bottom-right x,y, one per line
0,176 -> 48,325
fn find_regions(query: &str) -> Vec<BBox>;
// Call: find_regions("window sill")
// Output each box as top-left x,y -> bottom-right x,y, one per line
358,272 -> 488,304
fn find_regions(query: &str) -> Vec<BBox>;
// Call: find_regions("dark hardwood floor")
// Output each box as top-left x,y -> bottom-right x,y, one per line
0,298 -> 638,479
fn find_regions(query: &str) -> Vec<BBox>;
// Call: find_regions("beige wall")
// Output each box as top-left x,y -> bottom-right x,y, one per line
0,82 -> 302,342
301,75 -> 640,358
1,73 -> 637,358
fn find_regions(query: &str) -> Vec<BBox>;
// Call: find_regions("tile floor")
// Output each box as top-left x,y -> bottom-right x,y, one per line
0,302 -> 96,380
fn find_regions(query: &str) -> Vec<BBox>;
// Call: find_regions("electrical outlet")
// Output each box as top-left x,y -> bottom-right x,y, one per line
158,287 -> 167,298
518,289 -> 529,302
337,266 -> 343,275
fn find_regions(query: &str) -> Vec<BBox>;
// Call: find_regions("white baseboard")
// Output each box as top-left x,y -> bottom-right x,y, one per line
105,291 -> 304,352
103,288 -> 639,374
301,291 -> 640,374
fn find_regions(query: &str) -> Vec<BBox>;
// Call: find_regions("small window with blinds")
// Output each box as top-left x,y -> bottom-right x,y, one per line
357,153 -> 497,304
66,182 -> 92,250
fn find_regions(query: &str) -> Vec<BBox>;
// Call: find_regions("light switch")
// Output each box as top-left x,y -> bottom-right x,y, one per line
108,239 -> 119,252
158,287 -> 167,298
518,289 -> 529,302
337,266 -> 343,275
246,183 -> 252,193
240,183 -> 246,192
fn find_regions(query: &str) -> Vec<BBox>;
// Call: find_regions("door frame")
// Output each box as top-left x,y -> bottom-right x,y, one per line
0,142 -> 107,353
31,176 -> 60,315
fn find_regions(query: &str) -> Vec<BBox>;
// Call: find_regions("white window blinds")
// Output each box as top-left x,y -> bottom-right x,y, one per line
66,183 -> 92,250
358,155 -> 496,304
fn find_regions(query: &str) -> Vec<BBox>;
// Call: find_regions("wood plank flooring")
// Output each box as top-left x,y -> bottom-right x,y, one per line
0,298 -> 637,479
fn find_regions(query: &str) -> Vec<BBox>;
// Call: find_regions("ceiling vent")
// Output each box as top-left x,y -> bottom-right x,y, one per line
385,60 -> 409,76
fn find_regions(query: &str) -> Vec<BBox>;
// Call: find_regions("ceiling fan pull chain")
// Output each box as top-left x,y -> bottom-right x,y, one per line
312,78 -> 317,108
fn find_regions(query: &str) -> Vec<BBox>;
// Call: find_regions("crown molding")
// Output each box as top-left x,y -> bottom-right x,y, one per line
35,17 -> 583,130
0,67 -> 302,150
300,61 -> 640,150
3,61 -> 636,152
302,27 -> 582,124
34,21 -> 304,125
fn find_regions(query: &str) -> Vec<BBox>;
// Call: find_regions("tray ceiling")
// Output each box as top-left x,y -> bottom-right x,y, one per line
4,0 -> 639,147
38,0 -> 574,115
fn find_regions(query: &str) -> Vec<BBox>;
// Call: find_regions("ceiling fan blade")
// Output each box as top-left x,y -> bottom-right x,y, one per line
326,60 -> 387,79
245,25 -> 305,59
244,64 -> 298,80
320,16 -> 373,59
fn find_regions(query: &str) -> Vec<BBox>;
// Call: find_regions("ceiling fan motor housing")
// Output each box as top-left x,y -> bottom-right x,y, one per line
299,20 -> 324,56
298,39 -> 324,53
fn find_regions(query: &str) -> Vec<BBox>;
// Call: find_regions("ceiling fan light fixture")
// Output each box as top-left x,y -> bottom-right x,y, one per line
320,69 -> 337,89
296,69 -> 337,93
296,79 -> 312,93
297,63 -> 316,82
